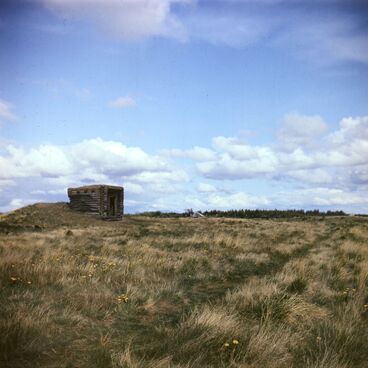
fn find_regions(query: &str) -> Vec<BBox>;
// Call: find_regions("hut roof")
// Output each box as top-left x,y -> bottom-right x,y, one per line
68,184 -> 123,191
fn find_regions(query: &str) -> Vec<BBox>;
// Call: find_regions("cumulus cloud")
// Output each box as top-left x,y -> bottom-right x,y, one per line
180,114 -> 368,195
277,187 -> 368,207
123,169 -> 190,200
197,182 -> 217,193
184,191 -> 270,210
278,113 -> 328,151
0,138 -> 171,181
109,96 -> 136,109
206,192 -> 270,209
146,187 -> 269,212
2,114 -> 368,213
183,185 -> 368,213
0,137 -> 193,212
30,188 -> 67,195
329,116 -> 368,145
285,168 -> 334,185
123,182 -> 144,195
197,151 -> 278,179
128,170 -> 189,184
0,99 -> 17,122
196,135 -> 280,179
165,146 -> 216,161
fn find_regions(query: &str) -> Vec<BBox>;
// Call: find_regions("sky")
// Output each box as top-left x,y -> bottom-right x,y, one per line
0,0 -> 368,213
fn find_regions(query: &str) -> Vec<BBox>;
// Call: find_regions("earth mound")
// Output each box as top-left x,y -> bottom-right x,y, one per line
0,202 -> 103,233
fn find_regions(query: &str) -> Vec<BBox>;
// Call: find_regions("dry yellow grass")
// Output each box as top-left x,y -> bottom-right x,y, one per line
0,204 -> 367,367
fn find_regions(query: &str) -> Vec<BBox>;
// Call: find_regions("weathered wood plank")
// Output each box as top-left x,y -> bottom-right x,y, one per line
68,184 -> 124,218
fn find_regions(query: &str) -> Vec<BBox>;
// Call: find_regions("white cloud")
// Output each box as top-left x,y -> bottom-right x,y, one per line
122,171 -> 190,203
197,182 -> 217,192
197,155 -> 272,179
184,191 -> 270,210
278,113 -> 328,151
180,186 -> 367,213
286,168 -> 333,185
70,138 -> 169,175
181,114 -> 368,194
2,144 -> 74,179
0,137 -> 192,212
109,96 -> 136,109
165,146 -> 216,161
0,138 -> 171,180
38,0 -> 368,65
2,114 -> 368,213
212,136 -> 259,159
143,188 -> 270,212
196,142 -> 279,179
185,11 -> 275,48
0,198 -> 38,213
278,187 -> 368,207
41,0 -> 190,41
127,169 -> 189,184
0,99 -> 17,122
30,188 -> 66,195
278,148 -> 315,170
207,192 -> 269,209
274,16 -> 368,65
123,182 -> 144,195
329,116 -> 368,145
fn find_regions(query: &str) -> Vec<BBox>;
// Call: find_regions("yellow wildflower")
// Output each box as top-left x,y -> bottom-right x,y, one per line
10,277 -> 17,281
117,294 -> 129,303
232,339 -> 239,345
223,343 -> 230,347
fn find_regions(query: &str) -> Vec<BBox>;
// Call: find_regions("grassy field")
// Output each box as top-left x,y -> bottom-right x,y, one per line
0,203 -> 367,368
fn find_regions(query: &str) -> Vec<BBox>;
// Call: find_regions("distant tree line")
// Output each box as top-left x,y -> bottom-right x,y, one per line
137,211 -> 183,218
136,209 -> 347,219
201,209 -> 347,219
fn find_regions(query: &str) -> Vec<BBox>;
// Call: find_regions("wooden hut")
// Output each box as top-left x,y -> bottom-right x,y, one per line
67,184 -> 124,219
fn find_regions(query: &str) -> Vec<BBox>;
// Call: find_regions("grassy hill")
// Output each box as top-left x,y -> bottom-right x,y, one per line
0,204 -> 367,367
0,203 -> 104,233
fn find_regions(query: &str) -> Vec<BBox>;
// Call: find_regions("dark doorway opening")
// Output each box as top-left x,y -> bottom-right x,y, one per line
109,196 -> 116,216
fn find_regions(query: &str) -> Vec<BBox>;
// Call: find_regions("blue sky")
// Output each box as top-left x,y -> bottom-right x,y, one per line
0,0 -> 368,213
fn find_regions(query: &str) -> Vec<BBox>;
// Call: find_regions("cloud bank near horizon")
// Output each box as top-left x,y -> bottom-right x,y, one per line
1,113 -> 367,213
